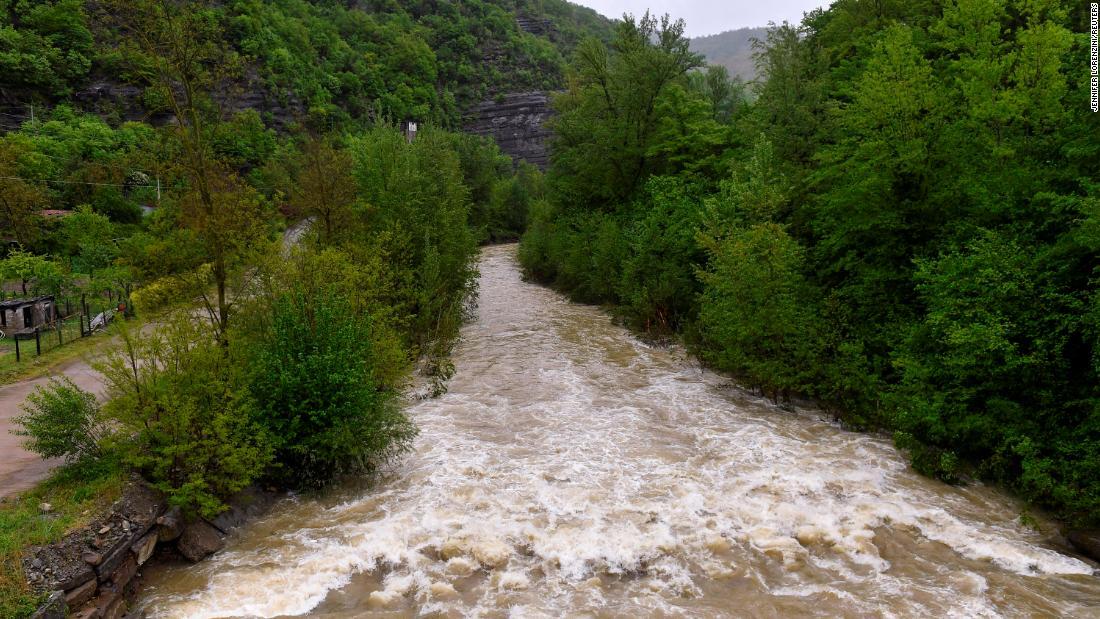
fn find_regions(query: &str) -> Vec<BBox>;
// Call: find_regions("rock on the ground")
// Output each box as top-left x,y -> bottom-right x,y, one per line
206,487 -> 279,534
156,507 -> 183,542
23,543 -> 96,592
64,578 -> 97,607
1067,529 -> 1100,563
131,531 -> 158,565
177,520 -> 225,562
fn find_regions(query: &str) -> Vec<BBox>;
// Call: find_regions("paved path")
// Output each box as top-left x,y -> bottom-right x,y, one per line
0,358 -> 104,499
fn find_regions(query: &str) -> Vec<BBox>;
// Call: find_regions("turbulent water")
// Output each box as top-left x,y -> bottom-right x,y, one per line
138,244 -> 1100,618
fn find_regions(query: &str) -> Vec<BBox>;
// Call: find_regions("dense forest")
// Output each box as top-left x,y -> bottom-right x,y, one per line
520,1 -> 1100,528
0,0 -> 611,127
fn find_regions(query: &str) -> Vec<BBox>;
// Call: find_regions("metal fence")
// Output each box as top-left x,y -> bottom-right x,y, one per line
0,315 -> 89,368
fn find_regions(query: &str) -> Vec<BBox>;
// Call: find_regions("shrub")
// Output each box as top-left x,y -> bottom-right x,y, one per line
13,378 -> 107,464
97,318 -> 272,518
246,288 -> 417,489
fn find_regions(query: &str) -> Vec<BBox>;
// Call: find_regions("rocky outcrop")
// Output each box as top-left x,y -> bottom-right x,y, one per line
516,16 -> 553,36
23,481 -> 283,618
463,92 -> 553,170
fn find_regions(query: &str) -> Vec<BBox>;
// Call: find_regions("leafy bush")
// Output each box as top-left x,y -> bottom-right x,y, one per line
246,288 -> 417,489
97,318 -> 272,518
13,378 -> 107,464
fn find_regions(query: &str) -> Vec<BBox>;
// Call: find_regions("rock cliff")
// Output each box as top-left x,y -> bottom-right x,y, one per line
463,92 -> 553,170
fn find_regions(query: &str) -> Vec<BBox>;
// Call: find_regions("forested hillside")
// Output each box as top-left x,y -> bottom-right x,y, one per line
0,0 -> 611,128
690,27 -> 767,80
520,2 -> 1100,526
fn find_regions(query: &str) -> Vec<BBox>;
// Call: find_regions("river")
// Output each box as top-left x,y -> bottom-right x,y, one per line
136,244 -> 1100,617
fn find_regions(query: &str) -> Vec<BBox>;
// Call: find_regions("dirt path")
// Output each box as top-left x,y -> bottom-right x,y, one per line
0,357 -> 104,499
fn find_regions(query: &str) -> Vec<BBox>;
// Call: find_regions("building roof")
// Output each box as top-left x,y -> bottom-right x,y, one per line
0,295 -> 53,309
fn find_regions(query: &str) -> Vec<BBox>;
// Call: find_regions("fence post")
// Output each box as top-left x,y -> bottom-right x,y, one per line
58,321 -> 63,346
35,327 -> 41,355
15,335 -> 19,362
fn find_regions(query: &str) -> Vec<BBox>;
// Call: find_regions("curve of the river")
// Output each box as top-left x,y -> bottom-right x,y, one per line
137,244 -> 1100,618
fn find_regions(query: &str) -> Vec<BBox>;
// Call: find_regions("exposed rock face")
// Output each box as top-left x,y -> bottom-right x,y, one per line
515,16 -> 553,36
24,480 -> 283,618
463,92 -> 553,170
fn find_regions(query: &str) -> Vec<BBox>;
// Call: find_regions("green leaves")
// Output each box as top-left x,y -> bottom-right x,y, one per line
14,378 -> 105,464
246,288 -> 415,490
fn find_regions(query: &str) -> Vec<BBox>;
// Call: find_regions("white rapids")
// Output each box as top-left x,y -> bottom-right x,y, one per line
136,244 -> 1100,618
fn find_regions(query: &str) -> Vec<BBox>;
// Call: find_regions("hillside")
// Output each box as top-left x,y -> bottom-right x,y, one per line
0,0 -> 613,130
690,27 -> 767,80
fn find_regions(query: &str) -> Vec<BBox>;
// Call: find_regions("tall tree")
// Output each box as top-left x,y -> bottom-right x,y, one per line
0,141 -> 46,249
102,0 -> 268,343
549,12 -> 703,209
281,138 -> 358,245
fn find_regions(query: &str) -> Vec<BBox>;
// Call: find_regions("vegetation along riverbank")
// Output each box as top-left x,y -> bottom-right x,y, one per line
519,3 -> 1100,533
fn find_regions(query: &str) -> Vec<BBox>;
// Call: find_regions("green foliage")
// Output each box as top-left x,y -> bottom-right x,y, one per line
549,13 -> 704,210
617,177 -> 702,330
13,377 -> 107,463
349,126 -> 478,356
697,222 -> 818,400
0,0 -> 93,96
245,288 -> 416,489
97,318 -> 272,518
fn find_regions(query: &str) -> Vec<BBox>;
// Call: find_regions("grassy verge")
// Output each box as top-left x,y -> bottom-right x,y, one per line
0,459 -> 125,617
0,318 -> 138,387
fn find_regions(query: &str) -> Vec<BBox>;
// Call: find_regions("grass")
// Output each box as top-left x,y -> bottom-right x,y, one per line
0,318 -> 134,387
0,457 -> 125,617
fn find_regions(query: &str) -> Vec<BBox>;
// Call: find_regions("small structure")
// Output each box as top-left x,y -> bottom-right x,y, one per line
0,295 -> 56,335
401,120 -> 418,143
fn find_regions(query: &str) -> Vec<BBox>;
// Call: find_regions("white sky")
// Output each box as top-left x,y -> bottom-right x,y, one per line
572,0 -> 828,37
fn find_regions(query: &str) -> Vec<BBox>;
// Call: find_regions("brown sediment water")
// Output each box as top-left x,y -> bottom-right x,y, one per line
136,244 -> 1100,617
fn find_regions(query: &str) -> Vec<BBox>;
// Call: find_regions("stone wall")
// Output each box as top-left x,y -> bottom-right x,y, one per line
25,481 -> 280,619
463,92 -> 553,170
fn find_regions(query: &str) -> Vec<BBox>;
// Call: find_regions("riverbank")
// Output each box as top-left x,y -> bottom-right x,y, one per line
8,470 -> 283,618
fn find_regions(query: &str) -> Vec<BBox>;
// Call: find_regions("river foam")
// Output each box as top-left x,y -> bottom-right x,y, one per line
137,245 -> 1100,618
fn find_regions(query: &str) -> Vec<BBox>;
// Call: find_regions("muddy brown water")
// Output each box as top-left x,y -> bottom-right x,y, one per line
137,244 -> 1100,618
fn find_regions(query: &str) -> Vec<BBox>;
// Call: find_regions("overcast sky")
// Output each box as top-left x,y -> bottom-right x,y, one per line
572,0 -> 828,38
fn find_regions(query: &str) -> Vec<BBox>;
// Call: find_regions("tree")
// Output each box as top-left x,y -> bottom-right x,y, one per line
1,249 -> 53,296
176,170 -> 271,341
102,0 -> 268,344
59,206 -> 117,276
246,288 -> 416,489
0,141 -> 46,248
14,378 -> 107,464
97,317 -> 272,517
549,12 -> 703,209
281,137 -> 357,245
